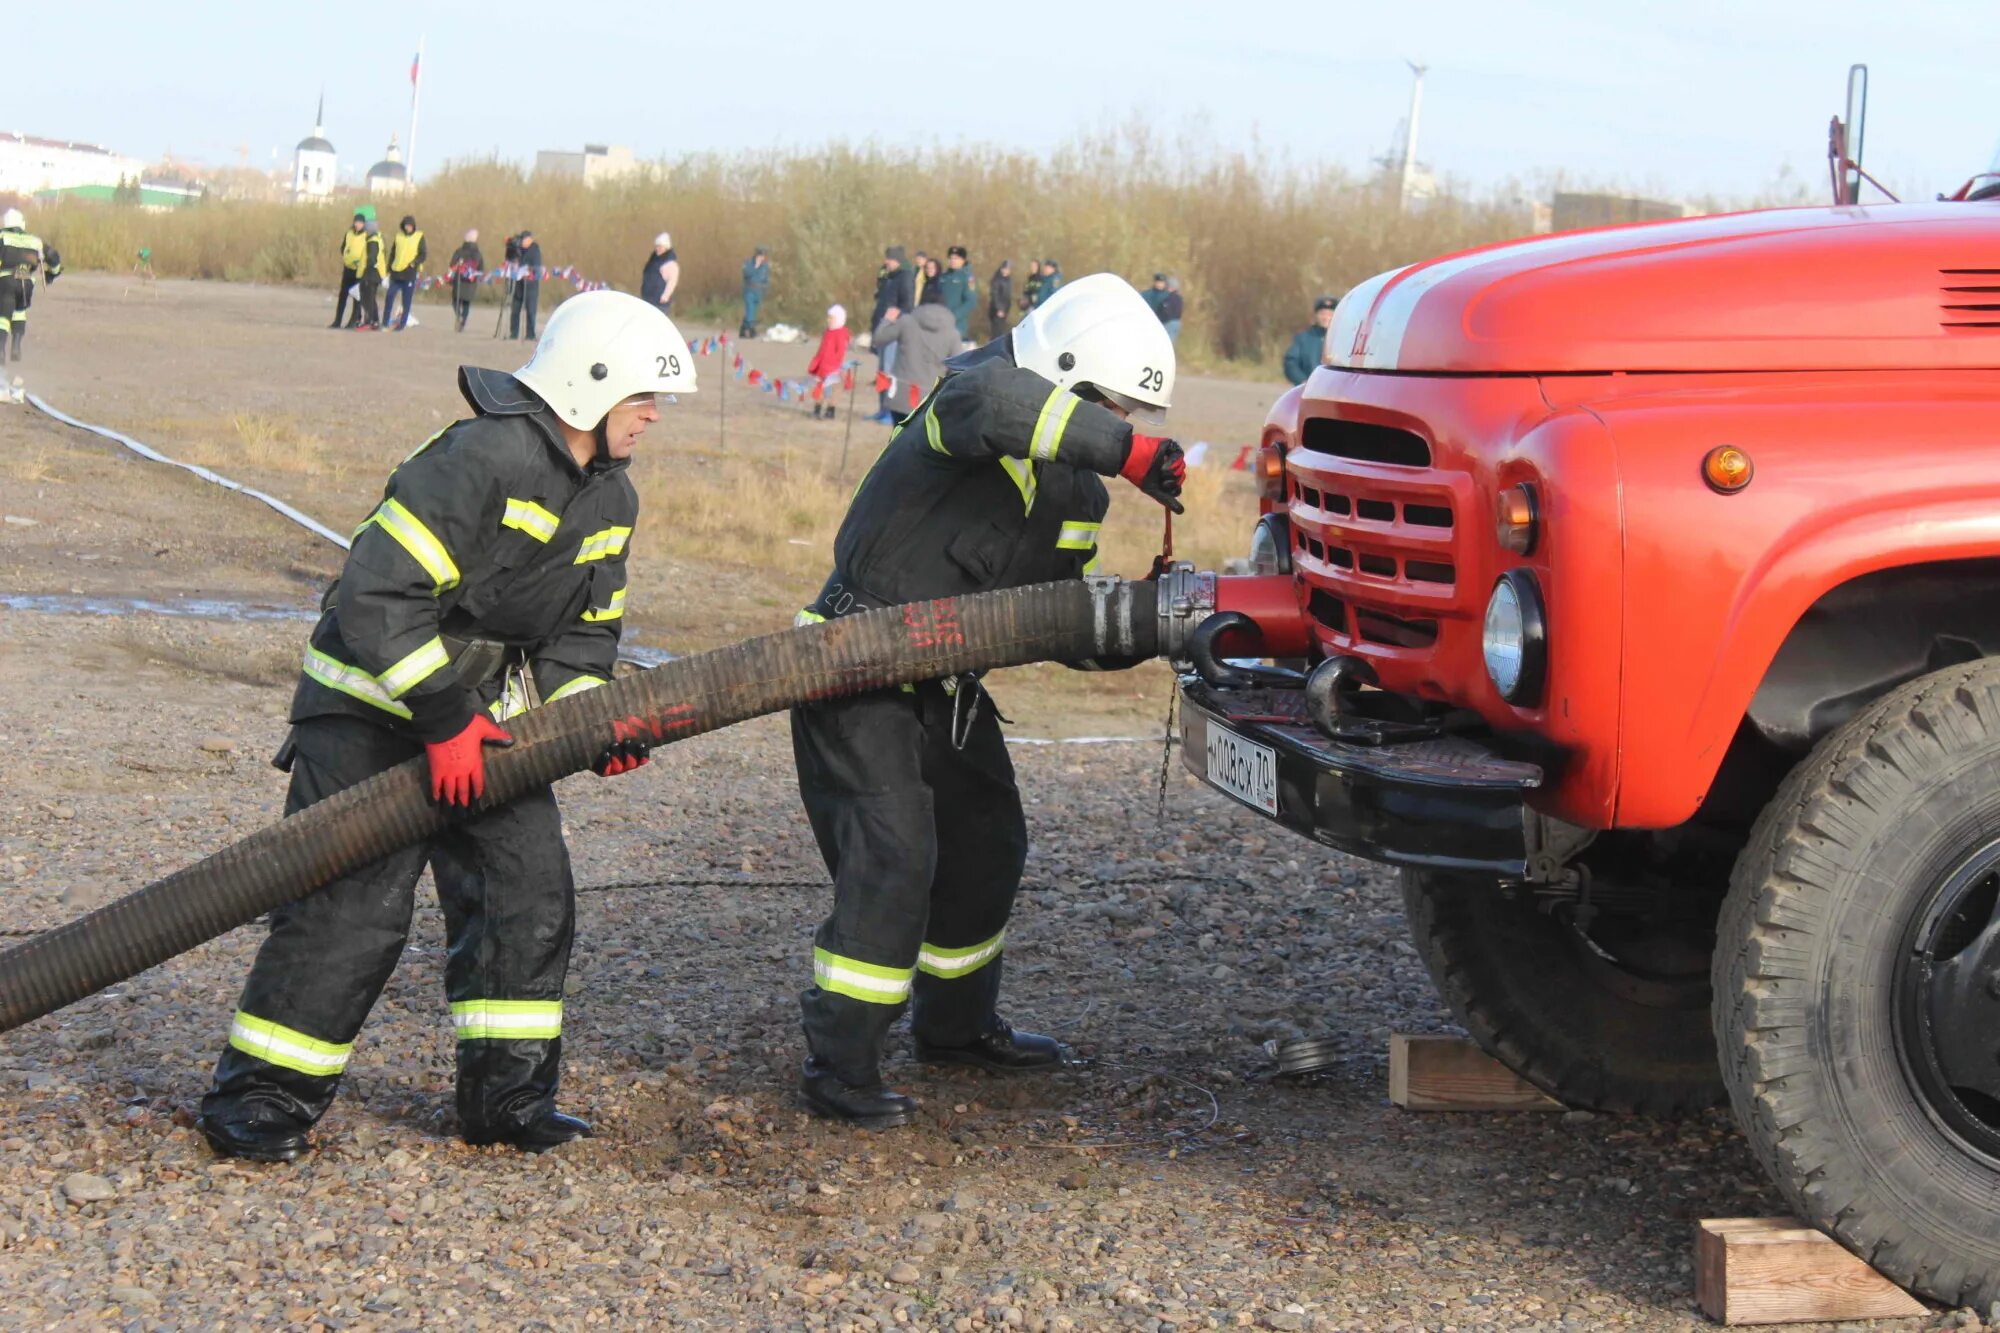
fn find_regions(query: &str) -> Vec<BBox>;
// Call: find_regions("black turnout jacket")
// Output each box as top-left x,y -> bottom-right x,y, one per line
291,369 -> 636,742
802,339 -> 1134,621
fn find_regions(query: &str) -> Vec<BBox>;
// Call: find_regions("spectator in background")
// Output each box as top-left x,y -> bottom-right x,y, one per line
870,246 -> 915,423
806,304 -> 851,420
641,232 -> 679,317
1283,295 -> 1338,386
937,246 -> 977,344
1035,258 -> 1063,306
332,212 -> 367,329
509,228 -> 543,340
384,215 -> 427,332
1019,259 -> 1042,312
355,218 -> 386,331
741,245 -> 771,339
870,298 -> 959,424
1158,276 -> 1184,343
1142,273 -> 1169,320
920,256 -> 942,304
911,251 -> 931,306
448,229 -> 483,333
987,259 -> 1013,342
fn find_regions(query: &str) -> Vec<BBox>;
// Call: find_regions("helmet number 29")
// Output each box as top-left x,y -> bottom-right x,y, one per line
657,354 -> 682,378
1138,367 -> 1165,393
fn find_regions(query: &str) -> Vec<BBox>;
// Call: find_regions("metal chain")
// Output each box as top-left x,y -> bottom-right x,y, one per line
1156,684 -> 1180,825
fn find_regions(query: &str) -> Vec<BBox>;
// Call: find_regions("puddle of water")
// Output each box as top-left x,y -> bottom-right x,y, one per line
2,592 -> 680,668
0,593 -> 318,622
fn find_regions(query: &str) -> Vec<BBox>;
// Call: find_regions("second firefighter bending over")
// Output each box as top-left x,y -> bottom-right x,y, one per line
198,291 -> 695,1163
0,206 -> 62,364
790,273 -> 1186,1129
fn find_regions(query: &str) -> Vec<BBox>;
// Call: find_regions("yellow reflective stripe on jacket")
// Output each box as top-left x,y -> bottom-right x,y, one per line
1028,387 -> 1080,463
544,675 -> 608,704
581,588 -> 626,622
368,497 -> 461,592
574,526 -> 632,564
378,635 -> 450,699
229,1011 -> 354,1076
302,647 -> 413,718
794,609 -> 827,627
1056,520 -> 1102,551
1083,554 -> 1103,575
399,426 -> 450,464
916,930 -> 1005,979
999,457 -> 1037,512
813,948 -> 913,1005
924,403 -> 948,455
502,497 -> 560,543
451,999 -> 562,1041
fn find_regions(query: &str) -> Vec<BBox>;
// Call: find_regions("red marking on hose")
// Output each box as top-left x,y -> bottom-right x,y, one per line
903,601 -> 965,650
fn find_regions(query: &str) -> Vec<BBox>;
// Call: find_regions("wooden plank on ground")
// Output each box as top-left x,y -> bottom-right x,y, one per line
1694,1217 -> 1927,1325
1386,1034 -> 1562,1111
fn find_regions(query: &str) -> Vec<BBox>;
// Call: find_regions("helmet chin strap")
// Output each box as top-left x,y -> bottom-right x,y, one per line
591,418 -> 610,464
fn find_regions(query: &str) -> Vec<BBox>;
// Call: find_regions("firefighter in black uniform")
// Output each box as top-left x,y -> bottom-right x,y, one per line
198,290 -> 697,1162
0,207 -> 60,363
790,273 -> 1185,1128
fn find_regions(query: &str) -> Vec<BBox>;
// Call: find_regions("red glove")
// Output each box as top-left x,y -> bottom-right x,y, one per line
1120,434 -> 1188,514
593,736 -> 651,778
424,715 -> 515,808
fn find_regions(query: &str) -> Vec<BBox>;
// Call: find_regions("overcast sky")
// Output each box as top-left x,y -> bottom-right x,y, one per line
23,0 -> 1997,201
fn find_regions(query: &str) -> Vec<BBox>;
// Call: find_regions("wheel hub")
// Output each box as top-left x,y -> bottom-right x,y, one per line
1896,838 -> 2000,1163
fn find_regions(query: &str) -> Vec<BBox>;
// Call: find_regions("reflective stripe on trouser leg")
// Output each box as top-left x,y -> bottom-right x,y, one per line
911,691 -> 1027,1048
204,716 -> 431,1131
432,780 -> 577,1138
791,692 -> 938,1083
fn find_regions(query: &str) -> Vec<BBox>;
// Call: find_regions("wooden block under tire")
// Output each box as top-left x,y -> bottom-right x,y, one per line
1386,1034 -> 1563,1111
1694,1218 -> 1927,1325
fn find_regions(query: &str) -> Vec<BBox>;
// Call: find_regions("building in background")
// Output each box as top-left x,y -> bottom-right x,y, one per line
534,144 -> 639,187
0,132 -> 147,197
367,136 -> 409,197
293,97 -> 337,201
1549,192 -> 1689,233
41,178 -> 205,211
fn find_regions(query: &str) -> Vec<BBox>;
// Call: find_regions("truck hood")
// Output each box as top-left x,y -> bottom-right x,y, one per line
1326,202 -> 2000,373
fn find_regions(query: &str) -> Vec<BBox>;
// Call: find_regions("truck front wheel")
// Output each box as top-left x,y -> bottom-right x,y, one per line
1718,661 -> 2000,1308
1402,869 -> 1725,1115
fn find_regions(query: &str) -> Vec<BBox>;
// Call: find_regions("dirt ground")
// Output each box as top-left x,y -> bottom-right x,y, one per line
0,276 -> 1949,1331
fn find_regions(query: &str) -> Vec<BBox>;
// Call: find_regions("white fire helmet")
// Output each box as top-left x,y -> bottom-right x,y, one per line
0,208 -> 23,230
1009,272 -> 1175,428
516,290 -> 697,426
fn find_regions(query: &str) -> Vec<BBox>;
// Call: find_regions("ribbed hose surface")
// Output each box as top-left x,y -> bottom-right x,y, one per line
0,579 -> 1162,1033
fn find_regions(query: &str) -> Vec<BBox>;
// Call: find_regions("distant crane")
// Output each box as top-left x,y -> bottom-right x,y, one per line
1398,60 -> 1428,212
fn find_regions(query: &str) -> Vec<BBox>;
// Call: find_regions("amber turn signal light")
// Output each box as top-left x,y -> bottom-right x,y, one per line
1703,446 -> 1754,493
1495,483 -> 1539,556
1257,442 -> 1287,503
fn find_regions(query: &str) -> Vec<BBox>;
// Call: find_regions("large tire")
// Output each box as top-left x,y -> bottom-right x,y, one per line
1718,661 -> 2000,1309
1403,869 -> 1725,1115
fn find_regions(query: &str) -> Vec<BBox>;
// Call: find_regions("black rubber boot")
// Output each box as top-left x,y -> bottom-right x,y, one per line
464,1110 -> 591,1153
916,1021 -> 1072,1073
197,1109 -> 310,1163
799,1059 -> 918,1130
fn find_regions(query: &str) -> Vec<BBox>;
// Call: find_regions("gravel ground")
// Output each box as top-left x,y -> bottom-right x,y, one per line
0,278 -> 1972,1331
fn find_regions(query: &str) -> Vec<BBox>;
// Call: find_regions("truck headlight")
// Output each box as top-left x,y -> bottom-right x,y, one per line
1482,570 -> 1547,705
1248,513 -> 1292,577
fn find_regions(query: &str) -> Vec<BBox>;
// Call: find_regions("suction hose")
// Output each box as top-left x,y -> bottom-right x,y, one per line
0,572 -> 1221,1034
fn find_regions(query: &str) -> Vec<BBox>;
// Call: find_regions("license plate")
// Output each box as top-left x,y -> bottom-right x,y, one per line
1204,721 -> 1279,816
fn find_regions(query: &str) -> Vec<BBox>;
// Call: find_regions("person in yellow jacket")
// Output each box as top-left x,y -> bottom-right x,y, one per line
353,219 -> 388,331
333,213 -> 368,329
385,215 -> 427,331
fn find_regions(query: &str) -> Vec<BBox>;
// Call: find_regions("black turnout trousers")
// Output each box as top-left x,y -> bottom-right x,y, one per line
790,682 -> 1028,1083
510,279 -> 539,339
203,715 -> 576,1140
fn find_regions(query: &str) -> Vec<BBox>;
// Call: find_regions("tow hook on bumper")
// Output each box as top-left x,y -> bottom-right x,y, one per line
1178,677 -> 1545,877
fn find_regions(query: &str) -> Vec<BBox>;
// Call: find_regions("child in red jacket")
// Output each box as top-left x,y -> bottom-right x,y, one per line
806,304 -> 850,420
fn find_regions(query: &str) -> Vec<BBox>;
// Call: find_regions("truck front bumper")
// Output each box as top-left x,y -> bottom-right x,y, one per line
1179,678 -> 1544,877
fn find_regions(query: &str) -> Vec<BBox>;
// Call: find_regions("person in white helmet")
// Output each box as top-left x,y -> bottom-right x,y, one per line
199,291 -> 696,1162
787,273 -> 1185,1129
0,206 -> 62,363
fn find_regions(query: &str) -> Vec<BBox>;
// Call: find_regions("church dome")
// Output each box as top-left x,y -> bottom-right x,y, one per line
297,134 -> 335,154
